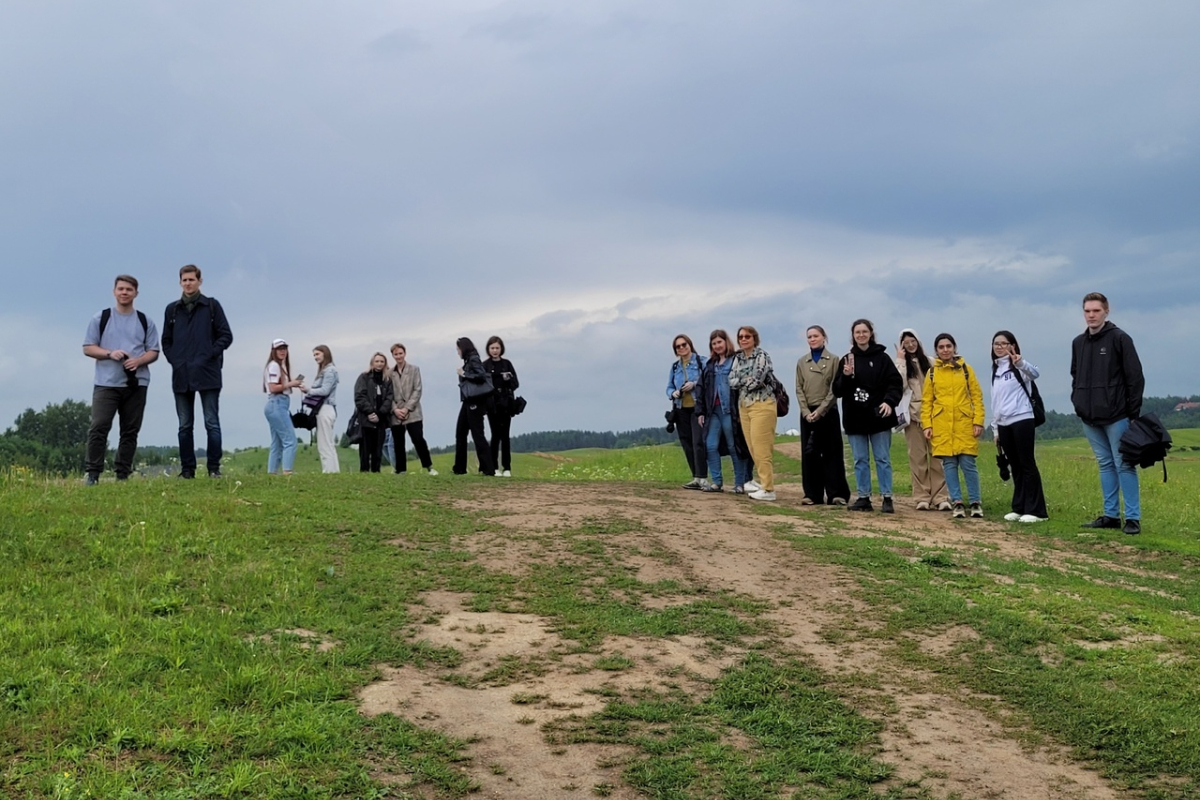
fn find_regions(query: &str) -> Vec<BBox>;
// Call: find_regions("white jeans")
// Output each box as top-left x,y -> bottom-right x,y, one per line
316,404 -> 340,473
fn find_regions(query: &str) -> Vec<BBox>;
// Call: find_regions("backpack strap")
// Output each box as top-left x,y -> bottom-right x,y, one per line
98,308 -> 149,342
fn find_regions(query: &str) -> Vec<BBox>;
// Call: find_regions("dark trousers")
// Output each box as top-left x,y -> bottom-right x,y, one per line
174,389 -> 222,474
487,409 -> 512,471
360,426 -> 385,472
675,406 -> 706,479
454,401 -> 494,475
800,408 -> 851,503
86,385 -> 148,478
997,418 -> 1048,518
391,420 -> 433,472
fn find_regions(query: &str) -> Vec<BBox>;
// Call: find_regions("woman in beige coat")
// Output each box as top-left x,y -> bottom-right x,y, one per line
895,329 -> 949,510
388,343 -> 437,475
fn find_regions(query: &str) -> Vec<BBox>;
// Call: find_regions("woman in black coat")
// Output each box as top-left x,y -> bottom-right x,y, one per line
453,337 -> 496,476
483,335 -> 519,477
832,319 -> 904,513
354,352 -> 394,473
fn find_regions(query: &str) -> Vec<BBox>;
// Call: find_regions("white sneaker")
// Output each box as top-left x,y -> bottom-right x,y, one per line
1004,512 -> 1021,522
748,489 -> 776,501
745,480 -> 762,492
501,470 -> 511,477
1018,514 -> 1045,523
427,468 -> 439,476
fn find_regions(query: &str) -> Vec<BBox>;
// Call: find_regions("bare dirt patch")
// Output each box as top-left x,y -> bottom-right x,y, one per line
359,465 -> 1128,799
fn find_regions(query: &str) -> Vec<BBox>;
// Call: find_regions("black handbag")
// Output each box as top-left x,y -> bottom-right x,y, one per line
461,374 -> 494,399
512,395 -> 528,415
1012,371 -> 1046,427
291,393 -> 325,430
344,411 -> 363,444
770,372 -> 790,418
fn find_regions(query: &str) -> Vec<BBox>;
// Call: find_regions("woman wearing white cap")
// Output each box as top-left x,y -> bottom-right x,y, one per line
263,338 -> 301,474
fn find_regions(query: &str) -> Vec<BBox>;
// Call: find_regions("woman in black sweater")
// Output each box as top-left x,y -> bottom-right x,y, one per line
832,319 -> 904,513
453,337 -> 496,476
483,335 -> 519,477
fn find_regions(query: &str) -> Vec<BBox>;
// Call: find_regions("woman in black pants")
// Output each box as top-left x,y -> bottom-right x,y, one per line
483,335 -> 519,477
389,342 -> 437,475
666,333 -> 708,489
452,337 -> 496,476
990,330 -> 1049,522
353,352 -> 393,472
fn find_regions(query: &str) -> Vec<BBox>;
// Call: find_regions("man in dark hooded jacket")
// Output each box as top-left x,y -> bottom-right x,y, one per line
1071,292 -> 1144,535
162,264 -> 234,478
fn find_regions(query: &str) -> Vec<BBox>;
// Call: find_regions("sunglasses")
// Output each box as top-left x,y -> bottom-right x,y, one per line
674,342 -> 689,350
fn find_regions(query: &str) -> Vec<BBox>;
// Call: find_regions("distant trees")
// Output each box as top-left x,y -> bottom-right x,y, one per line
0,399 -> 91,475
0,399 -> 181,475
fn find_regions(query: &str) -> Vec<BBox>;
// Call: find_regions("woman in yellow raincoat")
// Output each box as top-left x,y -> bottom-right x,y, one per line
921,333 -> 985,518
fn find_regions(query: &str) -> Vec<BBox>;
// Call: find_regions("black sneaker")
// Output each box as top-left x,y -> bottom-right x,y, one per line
881,497 -> 894,514
178,470 -> 195,480
85,473 -> 99,486
1122,519 -> 1141,535
702,484 -> 724,493
208,470 -> 223,479
848,497 -> 873,512
970,502 -> 984,518
1080,515 -> 1120,529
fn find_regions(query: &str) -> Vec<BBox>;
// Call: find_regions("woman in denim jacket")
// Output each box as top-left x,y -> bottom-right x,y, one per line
696,329 -> 751,493
665,334 -> 707,489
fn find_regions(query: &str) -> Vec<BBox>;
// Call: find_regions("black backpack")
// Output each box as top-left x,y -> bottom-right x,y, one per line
1119,413 -> 1173,482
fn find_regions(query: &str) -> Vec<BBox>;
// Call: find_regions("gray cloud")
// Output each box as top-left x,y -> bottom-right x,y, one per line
3,0 -> 1197,451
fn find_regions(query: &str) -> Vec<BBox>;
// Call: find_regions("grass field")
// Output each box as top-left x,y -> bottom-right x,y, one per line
2,431 -> 1198,798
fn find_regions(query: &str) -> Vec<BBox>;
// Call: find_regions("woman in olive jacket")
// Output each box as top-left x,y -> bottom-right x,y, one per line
453,337 -> 495,476
795,325 -> 850,505
354,352 -> 394,473
832,319 -> 904,513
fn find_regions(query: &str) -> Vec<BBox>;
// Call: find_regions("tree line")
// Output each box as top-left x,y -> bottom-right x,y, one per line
4,396 -> 1198,474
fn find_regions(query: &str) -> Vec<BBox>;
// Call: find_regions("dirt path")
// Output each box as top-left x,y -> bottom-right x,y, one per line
358,464 -> 1129,799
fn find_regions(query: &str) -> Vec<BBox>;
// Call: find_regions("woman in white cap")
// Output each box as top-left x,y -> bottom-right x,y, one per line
263,338 -> 301,475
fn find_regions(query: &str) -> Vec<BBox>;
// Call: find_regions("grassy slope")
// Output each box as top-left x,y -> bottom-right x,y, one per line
2,431 -> 1198,798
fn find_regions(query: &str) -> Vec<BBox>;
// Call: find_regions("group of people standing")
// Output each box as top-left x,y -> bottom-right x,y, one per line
82,266 -> 520,482
263,336 -> 520,477
667,294 -> 1146,533
83,271 -> 1147,535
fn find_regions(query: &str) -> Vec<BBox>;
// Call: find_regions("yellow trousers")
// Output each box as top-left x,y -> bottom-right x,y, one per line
742,399 -> 777,491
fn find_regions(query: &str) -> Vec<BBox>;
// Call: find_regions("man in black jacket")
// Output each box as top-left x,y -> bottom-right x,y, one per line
1071,292 -> 1144,535
162,264 -> 234,479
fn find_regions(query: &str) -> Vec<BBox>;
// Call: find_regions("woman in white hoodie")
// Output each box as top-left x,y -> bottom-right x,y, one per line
990,330 -> 1048,522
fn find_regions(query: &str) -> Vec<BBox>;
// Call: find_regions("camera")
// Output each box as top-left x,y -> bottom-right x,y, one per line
664,408 -> 678,433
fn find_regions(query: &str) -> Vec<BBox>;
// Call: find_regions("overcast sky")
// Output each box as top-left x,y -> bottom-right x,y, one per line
3,1 -> 1197,451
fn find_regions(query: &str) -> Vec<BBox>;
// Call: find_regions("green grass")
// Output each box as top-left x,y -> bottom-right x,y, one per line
3,429 -> 1200,798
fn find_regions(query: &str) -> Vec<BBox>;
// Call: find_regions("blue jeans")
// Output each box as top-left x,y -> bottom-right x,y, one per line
1083,418 -> 1140,520
847,431 -> 892,497
264,394 -> 297,473
941,454 -> 981,504
175,389 -> 222,474
704,408 -> 750,487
